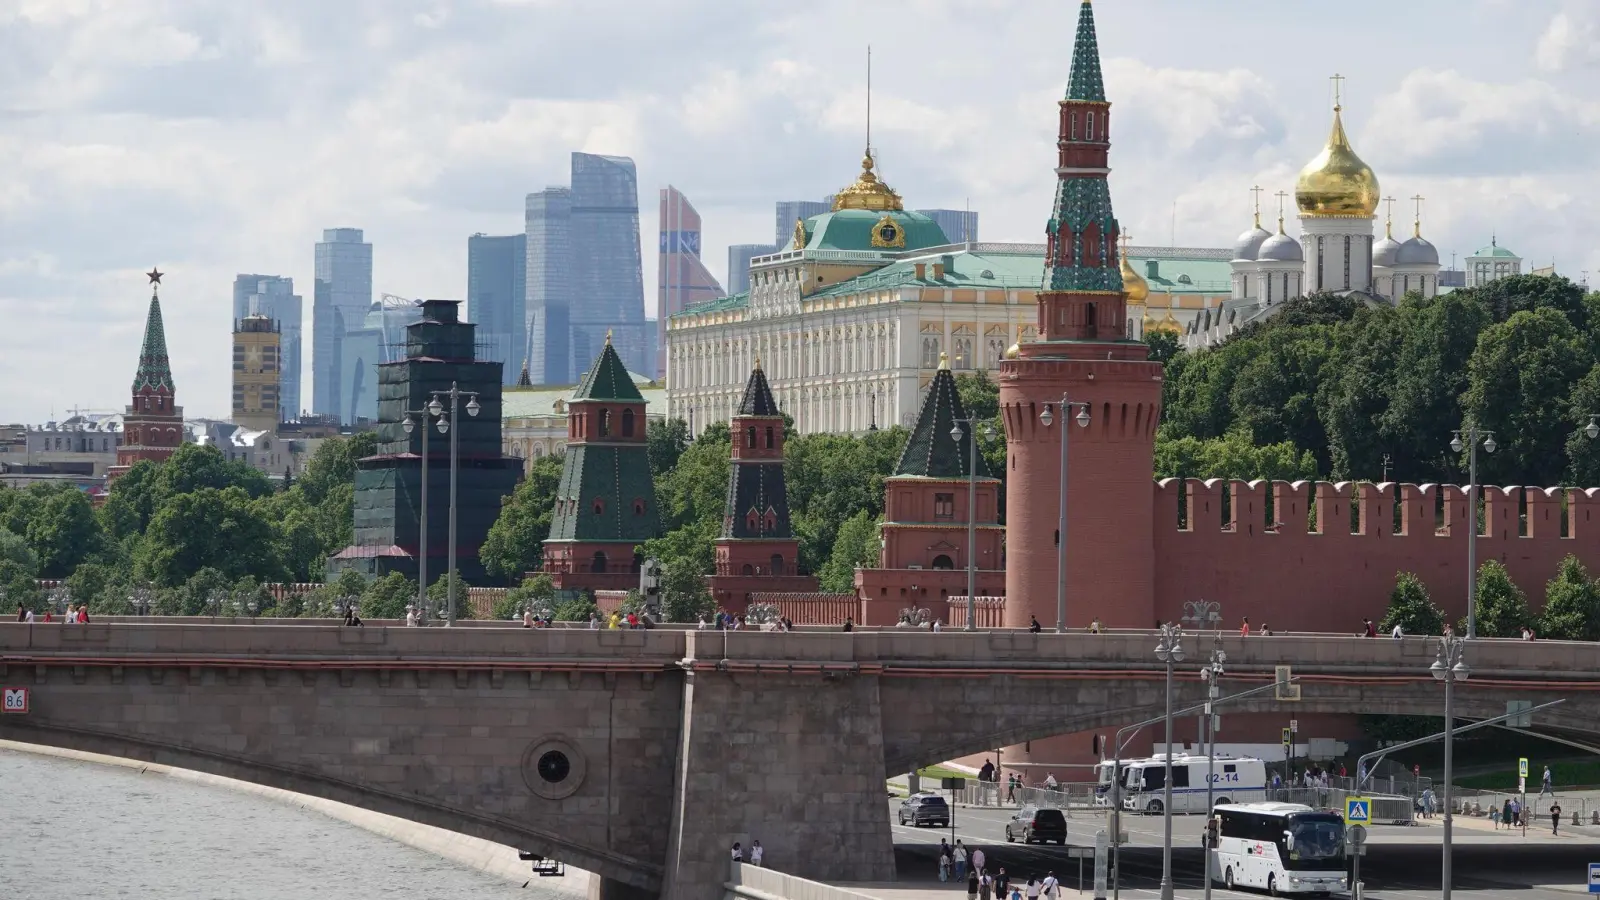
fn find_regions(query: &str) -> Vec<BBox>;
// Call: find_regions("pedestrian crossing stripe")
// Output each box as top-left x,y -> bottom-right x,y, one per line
1345,798 -> 1370,825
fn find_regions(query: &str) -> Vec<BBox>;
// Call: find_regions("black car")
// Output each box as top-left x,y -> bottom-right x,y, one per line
898,793 -> 951,827
1005,805 -> 1067,844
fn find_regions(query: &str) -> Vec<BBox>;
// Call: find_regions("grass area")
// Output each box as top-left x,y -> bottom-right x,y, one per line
1458,759 -> 1600,791
914,765 -> 971,782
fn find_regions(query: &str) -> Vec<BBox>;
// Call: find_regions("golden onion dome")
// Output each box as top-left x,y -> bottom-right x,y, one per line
832,151 -> 903,212
1004,322 -> 1023,359
1120,251 -> 1150,305
1295,106 -> 1380,218
1147,310 -> 1183,336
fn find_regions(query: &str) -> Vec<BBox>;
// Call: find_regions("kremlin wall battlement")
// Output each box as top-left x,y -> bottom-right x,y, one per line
1151,477 -> 1600,635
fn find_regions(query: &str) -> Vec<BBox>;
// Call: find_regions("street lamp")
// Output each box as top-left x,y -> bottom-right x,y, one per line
402,404 -> 437,625
429,382 -> 481,626
1198,641 -> 1226,900
950,418 -> 995,630
1039,396 -> 1092,632
1431,636 -> 1470,900
1154,623 -> 1184,900
1450,426 -> 1495,638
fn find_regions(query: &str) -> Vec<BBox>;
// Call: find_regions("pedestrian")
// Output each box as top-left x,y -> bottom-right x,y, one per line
730,842 -> 743,862
967,868 -> 979,900
589,612 -> 601,629
843,617 -> 854,632
1044,772 -> 1058,790
1239,617 -> 1251,636
1089,617 -> 1103,633
750,840 -> 764,866
522,608 -> 533,628
697,613 -> 708,629
979,869 -> 993,900
1444,622 -> 1454,637
22,607 -> 34,624
932,618 -> 942,633
405,607 -> 417,627
971,847 -> 985,874
1007,773 -> 1018,804
995,867 -> 1010,900
1511,797 -> 1523,828
1041,871 -> 1059,900
1552,801 -> 1563,835
1542,765 -> 1554,798
13,603 -> 24,622
953,841 -> 967,879
1499,799 -> 1510,830
1362,618 -> 1376,637
1029,615 -> 1041,633
1260,623 -> 1273,636
939,848 -> 951,882
608,611 -> 621,629
1025,877 -> 1041,900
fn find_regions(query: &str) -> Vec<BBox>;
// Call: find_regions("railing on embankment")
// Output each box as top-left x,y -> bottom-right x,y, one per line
726,861 -> 880,900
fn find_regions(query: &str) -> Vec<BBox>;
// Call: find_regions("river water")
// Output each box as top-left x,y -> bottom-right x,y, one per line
0,750 -> 577,899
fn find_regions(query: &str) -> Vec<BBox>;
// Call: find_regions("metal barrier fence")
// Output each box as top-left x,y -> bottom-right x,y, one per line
1448,787 -> 1595,824
941,781 -> 1103,816
1265,787 -> 1415,825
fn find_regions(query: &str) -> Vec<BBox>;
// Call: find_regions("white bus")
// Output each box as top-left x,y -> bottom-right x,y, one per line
1097,754 -> 1268,814
1209,802 -> 1349,896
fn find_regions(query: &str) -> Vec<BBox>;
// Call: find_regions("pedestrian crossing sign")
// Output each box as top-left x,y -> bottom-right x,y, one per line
1520,758 -> 1529,778
1345,797 -> 1371,826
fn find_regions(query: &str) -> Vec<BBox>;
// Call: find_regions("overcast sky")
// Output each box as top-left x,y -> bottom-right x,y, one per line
2,0 -> 1596,423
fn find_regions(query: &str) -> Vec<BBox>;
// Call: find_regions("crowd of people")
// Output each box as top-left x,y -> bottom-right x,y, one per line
14,602 -> 90,624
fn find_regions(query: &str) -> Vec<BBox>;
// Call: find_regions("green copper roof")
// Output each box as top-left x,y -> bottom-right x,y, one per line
800,209 -> 950,253
131,292 -> 174,394
893,366 -> 993,480
809,247 -> 1044,299
736,364 -> 781,417
546,444 -> 662,543
572,340 -> 644,403
1044,180 -> 1122,293
1067,0 -> 1106,103
1471,242 -> 1519,259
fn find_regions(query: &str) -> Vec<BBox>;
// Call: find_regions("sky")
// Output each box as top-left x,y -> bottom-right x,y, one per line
1,0 -> 1597,423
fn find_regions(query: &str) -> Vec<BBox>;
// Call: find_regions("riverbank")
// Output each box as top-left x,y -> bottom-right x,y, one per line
0,740 -> 591,895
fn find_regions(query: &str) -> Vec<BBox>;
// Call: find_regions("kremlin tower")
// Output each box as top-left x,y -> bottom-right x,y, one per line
109,270 -> 185,480
998,0 -> 1163,629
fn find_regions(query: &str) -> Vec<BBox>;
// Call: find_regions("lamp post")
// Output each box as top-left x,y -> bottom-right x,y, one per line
402,402 -> 437,625
1039,396 -> 1092,632
428,382 -> 481,626
1450,427 -> 1495,638
950,417 -> 995,630
1154,623 -> 1184,900
1198,641 -> 1225,900
1432,635 -> 1469,900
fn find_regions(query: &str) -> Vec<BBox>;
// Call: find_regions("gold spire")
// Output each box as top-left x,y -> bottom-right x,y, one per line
832,151 -> 904,212
1118,231 -> 1149,305
938,350 -> 949,370
1250,185 -> 1264,229
1275,191 -> 1290,233
1411,193 -> 1426,238
1004,313 -> 1023,360
753,355 -> 762,371
1295,77 -> 1380,218
605,329 -> 612,345
1382,196 -> 1396,239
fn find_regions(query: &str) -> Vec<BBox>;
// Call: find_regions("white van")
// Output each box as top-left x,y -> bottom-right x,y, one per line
1098,754 -> 1268,814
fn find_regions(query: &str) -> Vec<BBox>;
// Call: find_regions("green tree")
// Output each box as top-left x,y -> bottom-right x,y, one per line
818,510 -> 880,593
26,487 -> 102,578
136,487 -> 285,587
296,432 -> 380,506
495,574 -> 557,620
1380,572 -> 1445,636
1470,559 -> 1534,638
1541,555 -> 1600,641
1459,273 -> 1590,330
257,489 -> 328,583
360,572 -> 415,619
178,567 -> 234,616
0,528 -> 38,573
480,453 -> 566,581
954,370 -> 1000,422
647,418 -> 691,475
331,569 -> 369,601
1153,430 -> 1319,482
1145,331 -> 1181,365
1377,293 -> 1489,483
426,570 -> 474,619
1463,307 -> 1590,487
66,562 -> 119,612
786,426 -> 908,574
1565,363 -> 1600,485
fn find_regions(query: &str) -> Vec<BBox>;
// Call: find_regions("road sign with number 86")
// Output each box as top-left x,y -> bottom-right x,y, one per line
2,687 -> 28,714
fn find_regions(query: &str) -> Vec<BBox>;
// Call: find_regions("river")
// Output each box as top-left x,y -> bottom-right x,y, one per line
0,749 -> 580,899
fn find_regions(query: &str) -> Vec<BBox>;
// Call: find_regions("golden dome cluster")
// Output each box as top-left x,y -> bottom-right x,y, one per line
832,151 -> 903,212
1119,251 -> 1150,305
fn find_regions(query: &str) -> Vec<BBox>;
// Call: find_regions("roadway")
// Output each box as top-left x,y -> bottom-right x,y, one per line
855,799 -> 1600,900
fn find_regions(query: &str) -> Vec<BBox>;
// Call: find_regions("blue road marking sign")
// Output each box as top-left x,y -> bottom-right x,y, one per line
1588,862 -> 1600,893
1345,797 -> 1371,826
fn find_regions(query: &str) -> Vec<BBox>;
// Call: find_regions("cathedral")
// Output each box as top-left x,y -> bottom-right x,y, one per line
1186,82 -> 1443,349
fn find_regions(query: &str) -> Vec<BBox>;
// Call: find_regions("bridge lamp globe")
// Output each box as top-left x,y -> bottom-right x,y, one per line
1587,417 -> 1600,440
1450,433 -> 1464,453
1076,407 -> 1091,428
1483,435 -> 1497,454
1452,661 -> 1471,682
1040,406 -> 1054,427
950,424 -> 964,442
402,416 -> 415,435
466,397 -> 481,417
436,417 -> 449,435
428,397 -> 443,418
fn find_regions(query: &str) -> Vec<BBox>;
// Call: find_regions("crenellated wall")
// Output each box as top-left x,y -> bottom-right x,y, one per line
1151,479 -> 1600,633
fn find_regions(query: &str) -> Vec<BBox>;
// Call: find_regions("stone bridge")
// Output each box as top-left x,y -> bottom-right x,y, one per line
1,624 -> 1596,900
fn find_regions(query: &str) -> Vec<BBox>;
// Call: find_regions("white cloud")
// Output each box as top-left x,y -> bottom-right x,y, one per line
1537,5 -> 1600,72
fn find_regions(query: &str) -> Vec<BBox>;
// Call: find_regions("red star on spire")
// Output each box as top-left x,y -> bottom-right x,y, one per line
146,268 -> 163,286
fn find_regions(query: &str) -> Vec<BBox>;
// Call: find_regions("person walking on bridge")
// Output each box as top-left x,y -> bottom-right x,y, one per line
1541,765 -> 1554,798
1551,801 -> 1563,835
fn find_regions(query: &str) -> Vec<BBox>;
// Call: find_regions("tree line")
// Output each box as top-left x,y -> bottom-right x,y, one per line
1380,555 -> 1600,641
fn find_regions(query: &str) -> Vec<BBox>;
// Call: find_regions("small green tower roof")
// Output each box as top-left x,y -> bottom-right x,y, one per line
893,359 -> 993,479
1067,0 -> 1107,103
571,335 -> 644,403
131,290 -> 174,394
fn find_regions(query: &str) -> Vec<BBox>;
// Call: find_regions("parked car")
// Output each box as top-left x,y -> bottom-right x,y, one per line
898,793 -> 951,827
1005,805 -> 1068,844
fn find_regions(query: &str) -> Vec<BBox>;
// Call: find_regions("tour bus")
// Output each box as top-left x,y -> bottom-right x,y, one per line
1096,754 -> 1268,814
1209,802 -> 1349,896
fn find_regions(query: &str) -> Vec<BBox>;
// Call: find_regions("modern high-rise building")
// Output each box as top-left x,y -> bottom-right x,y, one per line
231,314 -> 281,433
773,200 -> 831,248
233,275 -> 302,421
657,187 -> 725,378
312,227 -> 374,423
467,233 -> 527,384
525,153 -> 651,385
525,186 -> 572,385
726,244 -> 775,296
367,295 -> 427,364
915,208 -> 980,244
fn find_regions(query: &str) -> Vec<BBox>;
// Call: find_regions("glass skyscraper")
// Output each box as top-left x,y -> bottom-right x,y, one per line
467,233 -> 527,384
725,244 -> 775,296
657,187 -> 724,379
914,208 -> 980,244
524,153 -> 650,384
313,227 -> 374,423
232,274 -> 302,422
774,199 -> 831,248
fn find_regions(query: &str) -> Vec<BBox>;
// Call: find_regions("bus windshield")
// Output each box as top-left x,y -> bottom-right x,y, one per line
1287,816 -> 1345,863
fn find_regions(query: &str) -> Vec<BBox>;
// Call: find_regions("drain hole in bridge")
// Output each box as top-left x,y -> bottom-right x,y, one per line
537,750 -> 571,784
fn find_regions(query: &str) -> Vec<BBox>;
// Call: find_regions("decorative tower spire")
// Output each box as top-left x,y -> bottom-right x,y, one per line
1411,193 -> 1426,238
1383,196 -> 1396,239
133,268 -> 174,395
517,359 -> 532,387
1066,0 -> 1106,103
1251,185 -> 1265,229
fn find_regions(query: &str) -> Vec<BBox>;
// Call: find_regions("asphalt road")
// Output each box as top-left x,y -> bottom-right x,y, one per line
883,800 -> 1600,899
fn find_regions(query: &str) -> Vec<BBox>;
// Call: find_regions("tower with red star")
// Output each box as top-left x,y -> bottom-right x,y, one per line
109,269 -> 186,479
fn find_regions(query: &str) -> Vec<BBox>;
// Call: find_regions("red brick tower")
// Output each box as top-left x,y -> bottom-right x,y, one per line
999,0 -> 1162,629
109,269 -> 185,480
708,360 -> 817,610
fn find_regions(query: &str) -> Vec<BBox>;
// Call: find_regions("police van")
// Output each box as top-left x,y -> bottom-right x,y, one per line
1097,753 -> 1268,814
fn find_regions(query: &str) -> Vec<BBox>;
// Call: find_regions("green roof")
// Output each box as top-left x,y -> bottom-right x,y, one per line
1066,0 -> 1106,103
503,373 -> 659,418
809,248 -> 1044,299
800,209 -> 949,253
572,341 -> 644,403
680,290 -> 749,316
893,366 -> 993,480
132,292 -> 174,394
1471,242 -> 1519,259
1129,256 -> 1233,294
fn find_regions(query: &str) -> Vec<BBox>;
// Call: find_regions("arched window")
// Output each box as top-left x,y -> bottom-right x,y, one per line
622,408 -> 635,437
746,511 -> 759,532
765,426 -> 775,449
931,554 -> 955,570
592,497 -> 605,515
599,409 -> 611,437
1070,111 -> 1078,140
1085,303 -> 1098,335
770,554 -> 785,576
1086,111 -> 1095,140
742,564 -> 754,576
746,426 -> 756,449
590,551 -> 608,573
